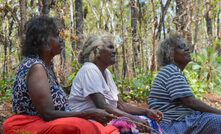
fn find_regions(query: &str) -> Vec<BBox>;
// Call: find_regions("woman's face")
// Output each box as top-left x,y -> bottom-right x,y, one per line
174,40 -> 191,66
98,40 -> 116,66
48,30 -> 64,57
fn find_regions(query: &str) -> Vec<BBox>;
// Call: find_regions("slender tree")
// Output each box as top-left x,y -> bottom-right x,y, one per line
150,0 -> 158,74
75,0 -> 84,49
19,0 -> 27,61
156,0 -> 171,40
217,9 -> 220,39
41,0 -> 50,15
194,0 -> 201,46
131,0 -> 138,76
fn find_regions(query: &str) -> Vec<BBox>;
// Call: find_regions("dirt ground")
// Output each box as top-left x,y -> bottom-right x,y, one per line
0,93 -> 221,133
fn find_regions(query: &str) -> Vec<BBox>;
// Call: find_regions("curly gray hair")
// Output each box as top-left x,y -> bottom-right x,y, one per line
78,33 -> 114,64
157,34 -> 185,67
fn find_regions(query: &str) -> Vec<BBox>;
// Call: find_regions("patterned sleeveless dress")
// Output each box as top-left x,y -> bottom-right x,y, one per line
12,56 -> 69,115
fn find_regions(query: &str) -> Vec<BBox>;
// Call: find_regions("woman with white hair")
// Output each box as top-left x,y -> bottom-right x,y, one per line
148,34 -> 221,134
68,33 -> 164,134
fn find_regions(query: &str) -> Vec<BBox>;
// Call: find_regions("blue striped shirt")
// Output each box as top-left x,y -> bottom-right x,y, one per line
148,64 -> 195,123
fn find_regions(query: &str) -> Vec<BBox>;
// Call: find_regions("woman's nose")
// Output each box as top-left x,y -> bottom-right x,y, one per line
112,49 -> 116,54
59,37 -> 64,43
184,46 -> 190,51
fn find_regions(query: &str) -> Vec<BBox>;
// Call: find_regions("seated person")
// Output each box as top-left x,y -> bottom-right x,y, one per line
148,34 -> 221,134
3,16 -> 119,134
68,33 -> 164,134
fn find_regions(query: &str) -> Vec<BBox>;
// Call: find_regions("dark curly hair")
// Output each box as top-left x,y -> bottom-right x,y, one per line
21,16 -> 59,57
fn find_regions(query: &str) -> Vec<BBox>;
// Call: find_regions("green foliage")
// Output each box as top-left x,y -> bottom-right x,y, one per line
0,72 -> 14,100
183,70 -> 208,99
114,68 -> 156,102
67,60 -> 80,85
189,46 -> 221,92
115,47 -> 221,101
13,129 -> 37,134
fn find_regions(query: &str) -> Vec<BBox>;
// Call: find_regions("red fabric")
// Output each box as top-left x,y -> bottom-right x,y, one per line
3,115 -> 119,134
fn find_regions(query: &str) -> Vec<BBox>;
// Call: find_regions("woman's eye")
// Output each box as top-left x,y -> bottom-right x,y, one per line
179,43 -> 187,49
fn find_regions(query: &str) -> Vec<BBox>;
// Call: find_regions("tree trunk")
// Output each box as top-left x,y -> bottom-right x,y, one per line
175,0 -> 185,31
175,0 -> 192,43
19,0 -> 27,61
205,12 -> 213,38
3,22 -> 8,79
216,9 -> 220,39
156,0 -> 171,40
120,0 -> 128,79
131,0 -> 138,76
137,0 -> 143,68
150,0 -> 157,74
70,0 -> 75,62
193,0 -> 200,52
41,0 -> 50,15
75,0 -> 84,49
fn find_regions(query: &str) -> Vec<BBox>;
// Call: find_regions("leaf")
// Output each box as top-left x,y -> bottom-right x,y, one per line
216,56 -> 221,62
192,63 -> 201,70
203,72 -> 208,78
196,54 -> 205,63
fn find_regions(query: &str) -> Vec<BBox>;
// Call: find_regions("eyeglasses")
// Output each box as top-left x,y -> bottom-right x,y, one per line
178,43 -> 188,49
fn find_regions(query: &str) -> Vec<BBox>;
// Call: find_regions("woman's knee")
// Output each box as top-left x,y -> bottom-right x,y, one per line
48,117 -> 101,134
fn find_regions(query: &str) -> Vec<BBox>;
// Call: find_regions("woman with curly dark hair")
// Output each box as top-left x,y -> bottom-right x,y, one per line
3,16 -> 119,134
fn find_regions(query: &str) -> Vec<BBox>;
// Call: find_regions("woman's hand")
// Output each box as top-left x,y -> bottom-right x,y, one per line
86,109 -> 116,125
146,109 -> 164,122
133,117 -> 151,133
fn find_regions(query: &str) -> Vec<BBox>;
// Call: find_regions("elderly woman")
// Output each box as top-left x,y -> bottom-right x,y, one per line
68,34 -> 164,134
3,16 -> 119,134
148,34 -> 221,134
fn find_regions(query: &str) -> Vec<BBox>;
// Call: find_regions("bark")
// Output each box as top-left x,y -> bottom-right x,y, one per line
150,0 -> 157,74
175,0 -> 185,31
3,22 -> 8,79
19,0 -> 27,61
175,0 -> 192,44
70,0 -> 75,55
216,9 -> 220,39
131,0 -> 138,76
41,0 -> 50,15
120,0 -> 128,79
75,0 -> 84,49
206,12 -> 213,37
194,0 -> 201,46
137,0 -> 143,68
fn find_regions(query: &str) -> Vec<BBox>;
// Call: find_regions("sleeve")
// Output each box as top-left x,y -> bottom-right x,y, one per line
81,68 -> 105,98
166,73 -> 194,101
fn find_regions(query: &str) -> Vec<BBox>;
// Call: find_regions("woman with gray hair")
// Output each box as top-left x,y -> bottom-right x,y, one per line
148,34 -> 221,134
69,33 -> 164,134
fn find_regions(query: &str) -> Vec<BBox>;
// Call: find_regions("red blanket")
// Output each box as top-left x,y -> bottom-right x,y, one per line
3,115 -> 119,134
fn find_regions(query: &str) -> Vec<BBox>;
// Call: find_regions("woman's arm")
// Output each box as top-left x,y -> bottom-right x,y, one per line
180,96 -> 221,114
27,64 -> 113,124
117,95 -> 163,122
90,93 -> 150,132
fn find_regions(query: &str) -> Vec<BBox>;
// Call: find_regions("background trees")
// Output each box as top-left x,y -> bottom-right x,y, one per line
0,0 -> 221,101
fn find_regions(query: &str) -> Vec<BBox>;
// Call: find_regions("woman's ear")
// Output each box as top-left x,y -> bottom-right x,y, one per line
95,47 -> 100,54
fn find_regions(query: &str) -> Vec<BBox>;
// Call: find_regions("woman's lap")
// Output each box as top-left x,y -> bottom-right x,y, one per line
3,114 -> 119,134
160,111 -> 221,134
109,115 -> 162,134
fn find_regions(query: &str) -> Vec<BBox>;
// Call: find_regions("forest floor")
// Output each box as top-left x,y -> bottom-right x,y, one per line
0,93 -> 221,133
